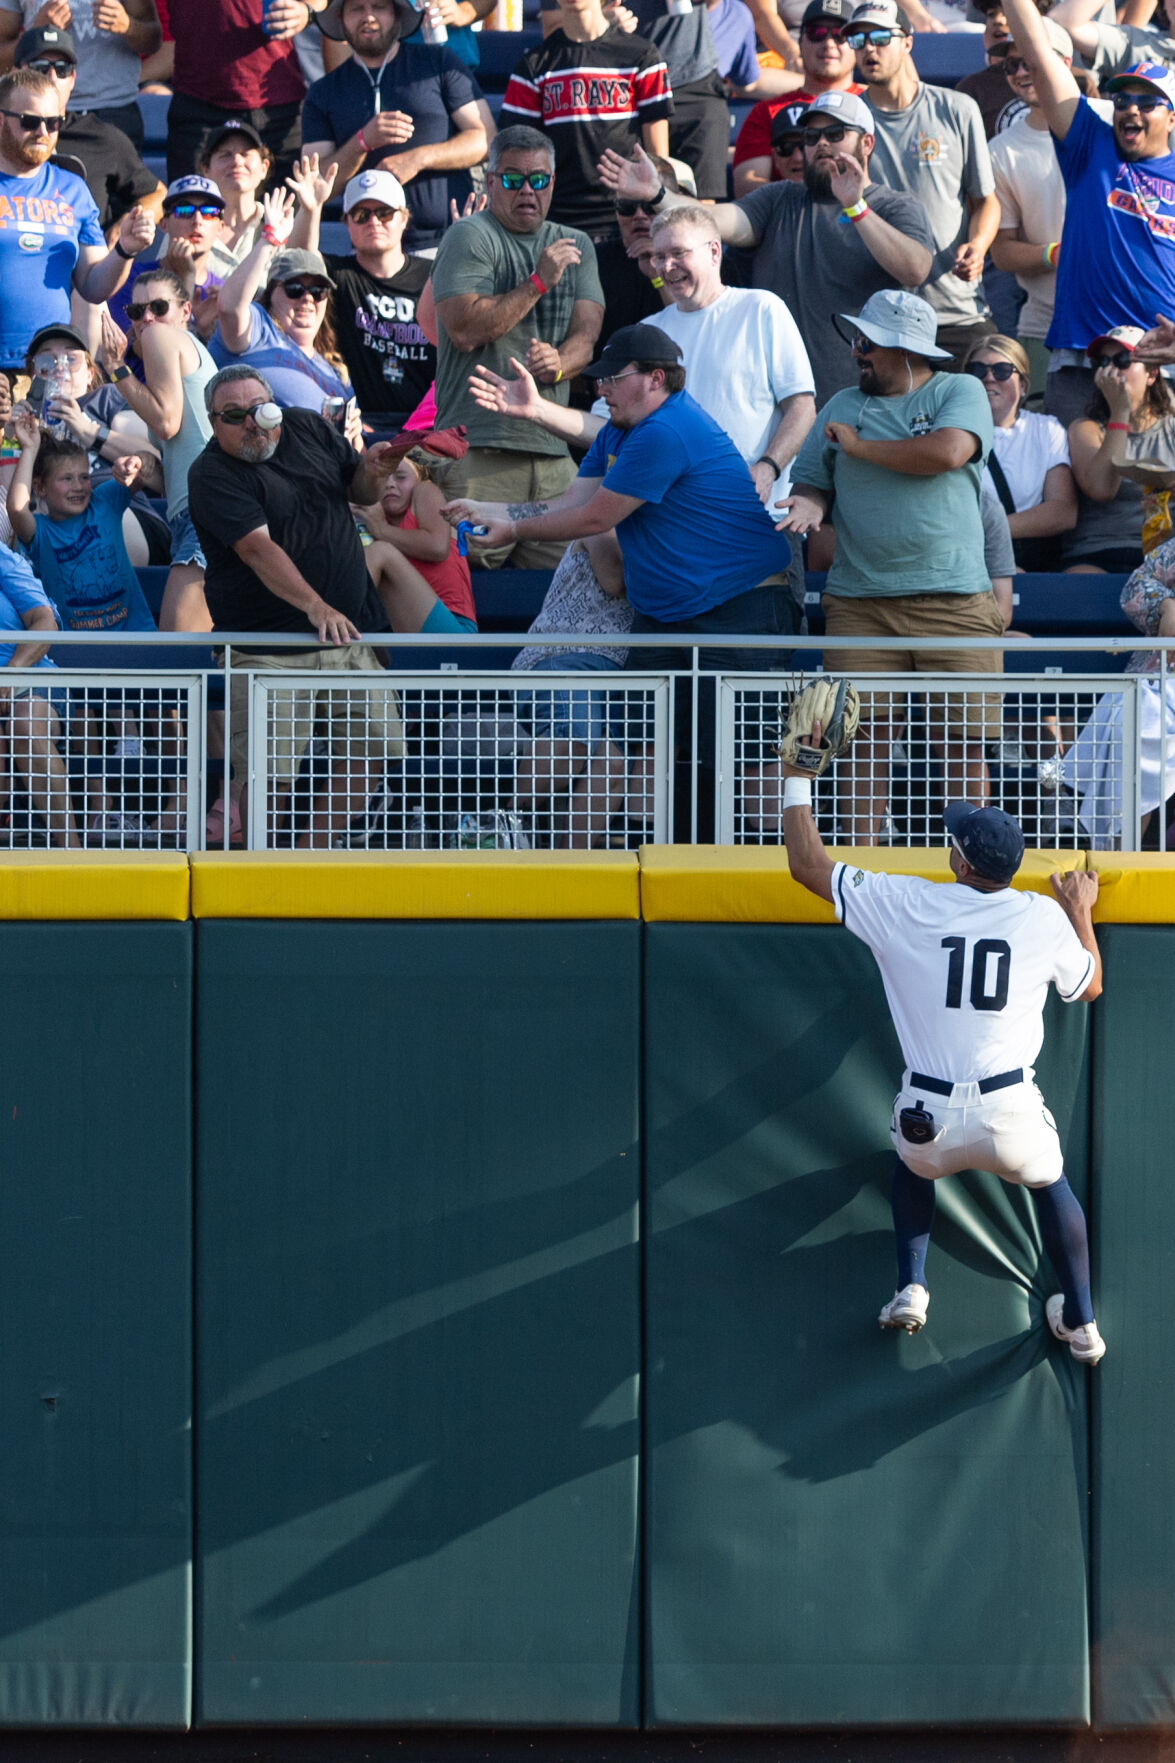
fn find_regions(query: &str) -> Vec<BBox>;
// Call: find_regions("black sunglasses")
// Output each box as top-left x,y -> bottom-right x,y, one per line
801,22 -> 843,39
25,56 -> 72,73
773,133 -> 805,152
851,332 -> 876,354
1093,349 -> 1135,370
615,196 -> 662,216
167,201 -> 224,218
126,297 -> 174,320
964,359 -> 1018,382
281,280 -> 331,301
1111,90 -> 1172,112
214,402 -> 277,426
803,122 -> 853,144
0,107 -> 63,131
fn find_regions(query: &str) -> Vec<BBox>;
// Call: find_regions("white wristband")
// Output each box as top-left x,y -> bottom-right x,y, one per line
783,776 -> 812,810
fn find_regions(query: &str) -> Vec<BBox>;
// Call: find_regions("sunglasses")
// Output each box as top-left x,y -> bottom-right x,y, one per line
842,25 -> 904,45
1111,89 -> 1172,111
167,201 -> 224,218
851,332 -> 876,354
348,204 -> 398,224
1093,349 -> 1136,370
214,402 -> 277,426
964,359 -> 1018,382
126,297 -> 174,320
803,122 -> 854,144
999,54 -> 1031,73
0,107 -> 63,131
25,57 -> 72,73
281,280 -> 331,301
772,133 -> 805,153
615,196 -> 662,216
496,169 -> 552,190
801,22 -> 843,40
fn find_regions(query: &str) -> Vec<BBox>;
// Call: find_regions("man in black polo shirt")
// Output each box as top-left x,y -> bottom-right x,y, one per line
187,363 -> 404,845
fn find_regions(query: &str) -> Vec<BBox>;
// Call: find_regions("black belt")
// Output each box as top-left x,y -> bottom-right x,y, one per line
909,1068 -> 1023,1097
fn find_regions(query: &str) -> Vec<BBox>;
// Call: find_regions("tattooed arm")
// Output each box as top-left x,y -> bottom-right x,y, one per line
442,476 -> 603,531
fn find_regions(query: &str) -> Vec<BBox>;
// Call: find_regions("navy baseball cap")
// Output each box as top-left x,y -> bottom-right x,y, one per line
14,24 -> 77,63
582,324 -> 683,379
944,800 -> 1025,884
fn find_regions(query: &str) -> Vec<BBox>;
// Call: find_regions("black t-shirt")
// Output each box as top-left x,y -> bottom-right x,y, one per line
568,234 -> 664,408
323,251 -> 434,419
54,114 -> 159,230
188,408 -> 377,634
501,27 -> 673,235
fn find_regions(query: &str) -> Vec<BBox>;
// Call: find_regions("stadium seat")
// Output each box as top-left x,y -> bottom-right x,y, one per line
474,28 -> 540,89
471,567 -> 552,629
911,29 -> 986,86
137,90 -> 171,149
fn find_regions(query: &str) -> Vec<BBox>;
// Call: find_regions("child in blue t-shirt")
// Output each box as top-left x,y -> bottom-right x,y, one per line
8,419 -> 156,633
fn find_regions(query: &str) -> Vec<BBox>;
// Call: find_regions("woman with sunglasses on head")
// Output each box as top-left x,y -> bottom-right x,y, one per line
211,187 -> 356,430
1065,324 -> 1175,573
961,333 -> 1076,571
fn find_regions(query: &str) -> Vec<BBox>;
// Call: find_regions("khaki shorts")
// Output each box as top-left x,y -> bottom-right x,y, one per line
229,644 -> 404,786
444,447 -> 577,571
823,591 -> 1004,737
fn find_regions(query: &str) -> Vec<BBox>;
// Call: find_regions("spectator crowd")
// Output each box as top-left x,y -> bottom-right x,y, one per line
1,0 -> 1175,848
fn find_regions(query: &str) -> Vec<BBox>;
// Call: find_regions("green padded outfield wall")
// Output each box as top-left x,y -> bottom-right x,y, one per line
0,923 -> 192,1726
1091,927 -> 1175,1726
644,923 -> 1091,1727
195,921 -> 641,1726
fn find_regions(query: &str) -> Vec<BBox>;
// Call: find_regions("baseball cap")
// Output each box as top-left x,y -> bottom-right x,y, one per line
26,321 -> 89,361
847,0 -> 912,31
801,0 -> 851,26
200,120 -> 269,161
343,168 -> 407,213
13,24 -> 76,63
1106,60 -> 1175,106
163,175 -> 225,212
317,0 -> 420,41
771,100 -> 813,144
944,801 -> 1025,885
806,88 -> 875,131
582,323 -> 683,379
992,17 -> 1072,55
1086,323 -> 1145,356
269,247 -> 336,288
840,288 -> 953,357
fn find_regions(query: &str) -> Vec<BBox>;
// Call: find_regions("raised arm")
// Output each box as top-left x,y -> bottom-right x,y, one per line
216,190 -> 294,353
1050,870 -> 1102,1000
286,153 -> 338,254
1003,0 -> 1081,138
779,717 -> 836,902
467,356 -> 604,446
7,410 -> 41,545
73,205 -> 157,304
597,145 -> 760,249
831,150 -> 932,287
1049,0 -> 1105,63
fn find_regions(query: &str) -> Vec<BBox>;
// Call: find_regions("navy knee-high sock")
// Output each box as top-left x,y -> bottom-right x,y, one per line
1031,1175 -> 1094,1329
891,1155 -> 936,1290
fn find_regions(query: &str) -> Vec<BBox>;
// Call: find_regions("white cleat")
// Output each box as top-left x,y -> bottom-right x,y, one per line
878,1284 -> 929,1334
1046,1294 -> 1106,1364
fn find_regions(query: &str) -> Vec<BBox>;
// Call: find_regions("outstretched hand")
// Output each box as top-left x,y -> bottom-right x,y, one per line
596,143 -> 660,201
1135,313 -> 1175,365
467,356 -> 543,421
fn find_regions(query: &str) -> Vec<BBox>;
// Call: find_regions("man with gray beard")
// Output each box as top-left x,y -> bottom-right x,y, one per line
600,89 -> 934,405
187,363 -> 405,843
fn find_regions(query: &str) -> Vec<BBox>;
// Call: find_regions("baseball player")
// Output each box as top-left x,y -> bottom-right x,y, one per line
778,722 -> 1106,1363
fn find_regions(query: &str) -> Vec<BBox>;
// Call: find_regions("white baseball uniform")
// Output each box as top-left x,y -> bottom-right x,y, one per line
831,863 -> 1096,1188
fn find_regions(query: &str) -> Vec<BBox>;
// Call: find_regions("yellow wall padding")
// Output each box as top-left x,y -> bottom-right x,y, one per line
638,845 -> 1089,924
0,851 -> 190,920
190,849 -> 642,920
1085,853 -> 1175,921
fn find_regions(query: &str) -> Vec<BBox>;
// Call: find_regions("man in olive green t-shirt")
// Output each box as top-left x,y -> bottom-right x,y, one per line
432,124 -> 605,568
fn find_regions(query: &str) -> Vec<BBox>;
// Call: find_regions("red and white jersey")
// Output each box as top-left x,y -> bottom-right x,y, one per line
831,864 -> 1095,1083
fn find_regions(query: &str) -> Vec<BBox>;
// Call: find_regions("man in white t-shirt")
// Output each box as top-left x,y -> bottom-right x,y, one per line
779,749 -> 1108,1363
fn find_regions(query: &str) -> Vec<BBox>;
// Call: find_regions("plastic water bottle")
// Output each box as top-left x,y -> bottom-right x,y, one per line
44,359 -> 70,437
418,1 -> 449,42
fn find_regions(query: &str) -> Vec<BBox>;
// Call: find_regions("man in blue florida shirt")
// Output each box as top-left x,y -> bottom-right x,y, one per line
443,322 -> 794,658
1003,0 -> 1175,423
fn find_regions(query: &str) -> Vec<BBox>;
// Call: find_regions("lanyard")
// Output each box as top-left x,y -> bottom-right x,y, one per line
358,46 -> 395,113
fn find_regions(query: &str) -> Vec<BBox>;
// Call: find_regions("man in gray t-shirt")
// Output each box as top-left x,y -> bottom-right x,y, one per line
847,0 -> 1001,359
598,87 -> 933,407
0,0 -> 161,140
1050,0 -> 1175,80
433,124 -> 604,568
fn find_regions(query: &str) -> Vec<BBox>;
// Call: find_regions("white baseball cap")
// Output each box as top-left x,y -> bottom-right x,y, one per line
343,169 -> 408,213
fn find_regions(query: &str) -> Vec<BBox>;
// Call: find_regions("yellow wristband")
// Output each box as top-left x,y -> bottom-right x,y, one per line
553,368 -> 563,384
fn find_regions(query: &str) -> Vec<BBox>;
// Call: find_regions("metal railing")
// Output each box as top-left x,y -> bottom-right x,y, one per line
1,628 -> 1170,853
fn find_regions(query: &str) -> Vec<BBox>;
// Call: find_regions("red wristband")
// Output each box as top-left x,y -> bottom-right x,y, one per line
1106,422 -> 1129,432
359,123 -> 370,151
261,224 -> 282,247
529,270 -> 547,296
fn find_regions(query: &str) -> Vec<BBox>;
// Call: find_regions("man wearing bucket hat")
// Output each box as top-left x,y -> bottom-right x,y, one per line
779,288 -> 1001,844
778,756 -> 1107,1362
597,91 -> 933,406
1002,0 -> 1175,425
301,0 -> 490,251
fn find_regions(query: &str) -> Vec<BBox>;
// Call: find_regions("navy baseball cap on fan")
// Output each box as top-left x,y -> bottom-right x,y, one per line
944,801 -> 1025,884
14,24 -> 76,63
771,101 -> 812,145
582,324 -> 683,379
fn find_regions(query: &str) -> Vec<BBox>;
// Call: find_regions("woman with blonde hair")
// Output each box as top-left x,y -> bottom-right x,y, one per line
962,332 -> 1076,572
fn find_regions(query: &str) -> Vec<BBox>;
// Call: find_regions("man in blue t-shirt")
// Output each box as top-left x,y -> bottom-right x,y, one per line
1003,0 -> 1175,421
301,0 -> 489,251
0,66 -> 155,369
